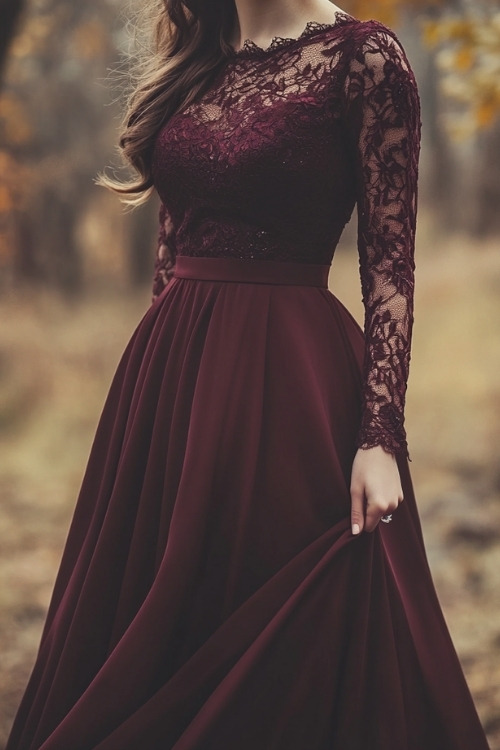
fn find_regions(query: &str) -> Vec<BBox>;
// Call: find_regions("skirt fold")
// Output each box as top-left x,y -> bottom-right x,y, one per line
7,260 -> 490,750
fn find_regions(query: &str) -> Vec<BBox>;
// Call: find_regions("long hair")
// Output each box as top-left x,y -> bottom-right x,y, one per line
96,0 -> 237,206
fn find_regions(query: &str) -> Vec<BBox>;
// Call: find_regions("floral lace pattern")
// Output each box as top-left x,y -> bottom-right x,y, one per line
341,29 -> 421,456
151,18 -> 421,457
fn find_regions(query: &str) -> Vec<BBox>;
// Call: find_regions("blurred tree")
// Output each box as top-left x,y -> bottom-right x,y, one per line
0,0 -> 26,82
0,0 -> 125,293
423,8 -> 500,136
0,0 -> 159,294
421,4 -> 500,233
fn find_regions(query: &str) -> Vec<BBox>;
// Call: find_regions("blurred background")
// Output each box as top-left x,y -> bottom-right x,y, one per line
0,0 -> 499,746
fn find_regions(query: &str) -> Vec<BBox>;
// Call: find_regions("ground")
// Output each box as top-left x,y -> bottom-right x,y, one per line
0,212 -> 499,747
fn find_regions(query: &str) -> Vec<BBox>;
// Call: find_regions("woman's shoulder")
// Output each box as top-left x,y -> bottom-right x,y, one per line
335,16 -> 414,71
335,16 -> 420,122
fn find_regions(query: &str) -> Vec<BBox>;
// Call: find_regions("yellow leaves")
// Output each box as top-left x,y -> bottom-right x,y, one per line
344,0 -> 445,27
422,12 -> 500,136
422,16 -> 486,48
455,46 -> 475,71
422,20 -> 441,48
0,94 -> 32,145
348,0 -> 398,27
477,101 -> 496,128
475,86 -> 500,128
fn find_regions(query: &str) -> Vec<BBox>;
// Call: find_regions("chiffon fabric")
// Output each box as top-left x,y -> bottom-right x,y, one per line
7,13 -> 490,750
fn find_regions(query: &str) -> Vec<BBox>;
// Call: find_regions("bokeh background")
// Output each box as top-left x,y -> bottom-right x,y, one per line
1,0 -> 499,746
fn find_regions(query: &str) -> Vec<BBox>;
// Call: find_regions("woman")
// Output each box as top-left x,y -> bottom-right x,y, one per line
6,0 -> 490,748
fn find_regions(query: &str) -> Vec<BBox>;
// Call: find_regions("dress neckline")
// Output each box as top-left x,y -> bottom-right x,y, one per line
226,12 -> 356,57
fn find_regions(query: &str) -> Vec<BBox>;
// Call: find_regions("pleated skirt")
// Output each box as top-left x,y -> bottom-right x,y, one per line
6,257 -> 490,750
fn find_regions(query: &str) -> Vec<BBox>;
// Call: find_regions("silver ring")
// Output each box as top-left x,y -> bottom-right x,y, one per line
380,514 -> 393,524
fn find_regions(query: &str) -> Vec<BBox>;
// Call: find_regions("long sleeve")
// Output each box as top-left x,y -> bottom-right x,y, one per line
152,201 -> 177,302
342,26 -> 422,459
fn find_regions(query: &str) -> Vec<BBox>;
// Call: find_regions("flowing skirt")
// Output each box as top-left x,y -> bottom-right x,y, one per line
7,257 -> 490,750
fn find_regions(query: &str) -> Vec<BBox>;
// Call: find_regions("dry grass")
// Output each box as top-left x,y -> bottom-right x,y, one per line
1,212 -> 499,747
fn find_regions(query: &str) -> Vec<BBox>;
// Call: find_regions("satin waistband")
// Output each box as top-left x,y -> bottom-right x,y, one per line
173,256 -> 330,288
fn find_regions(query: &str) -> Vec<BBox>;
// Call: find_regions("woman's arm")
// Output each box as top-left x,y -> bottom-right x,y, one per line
342,24 -> 422,533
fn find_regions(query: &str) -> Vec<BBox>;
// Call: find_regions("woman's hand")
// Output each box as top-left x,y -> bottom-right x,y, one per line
350,445 -> 404,535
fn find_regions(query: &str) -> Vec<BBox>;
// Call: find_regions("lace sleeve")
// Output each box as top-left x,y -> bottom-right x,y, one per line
342,25 -> 421,459
152,201 -> 177,302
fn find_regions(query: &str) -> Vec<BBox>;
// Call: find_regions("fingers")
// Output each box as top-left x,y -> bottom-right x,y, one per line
349,446 -> 405,536
364,497 -> 398,533
350,488 -> 401,535
350,486 -> 365,536
364,492 -> 404,533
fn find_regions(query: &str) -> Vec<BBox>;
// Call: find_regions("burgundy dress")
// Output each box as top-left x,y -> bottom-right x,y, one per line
7,13 -> 490,750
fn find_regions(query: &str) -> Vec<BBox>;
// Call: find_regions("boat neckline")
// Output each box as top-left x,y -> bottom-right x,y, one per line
226,12 -> 357,57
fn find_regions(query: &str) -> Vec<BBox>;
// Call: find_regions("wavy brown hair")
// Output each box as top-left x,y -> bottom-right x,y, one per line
96,0 -> 237,206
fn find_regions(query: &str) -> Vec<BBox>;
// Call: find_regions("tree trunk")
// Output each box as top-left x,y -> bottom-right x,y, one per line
0,0 -> 25,83
473,122 -> 500,236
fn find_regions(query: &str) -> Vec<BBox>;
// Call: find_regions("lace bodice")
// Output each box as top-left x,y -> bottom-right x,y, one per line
151,13 -> 421,458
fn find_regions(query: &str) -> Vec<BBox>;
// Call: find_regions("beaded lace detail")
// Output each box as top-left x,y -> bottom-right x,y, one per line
151,18 -> 421,458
